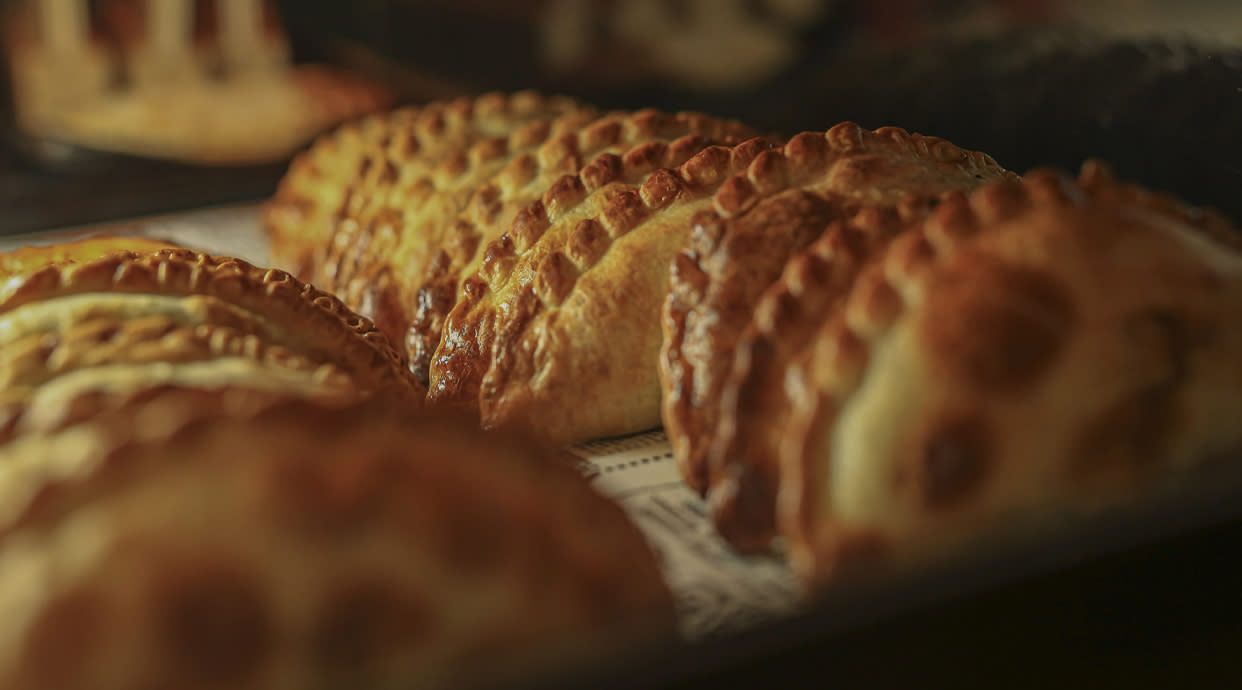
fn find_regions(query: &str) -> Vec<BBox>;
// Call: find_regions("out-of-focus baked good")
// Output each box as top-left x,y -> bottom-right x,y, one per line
0,389 -> 673,690
0,248 -> 420,441
264,91 -> 589,303
661,124 -> 1014,516
0,236 -> 179,282
427,135 -> 779,444
773,163 -> 1242,585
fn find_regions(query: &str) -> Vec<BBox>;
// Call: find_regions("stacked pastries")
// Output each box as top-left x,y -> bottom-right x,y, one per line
0,243 -> 673,688
264,91 -> 1242,588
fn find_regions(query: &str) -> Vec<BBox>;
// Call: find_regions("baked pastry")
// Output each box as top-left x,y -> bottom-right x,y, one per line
405,108 -> 756,387
661,124 -> 1014,517
264,91 -> 589,299
769,163 -> 1242,585
0,248 -> 420,441
430,123 -> 1004,445
0,389 -> 673,690
0,236 -> 179,281
427,135 -> 776,443
265,92 -> 755,387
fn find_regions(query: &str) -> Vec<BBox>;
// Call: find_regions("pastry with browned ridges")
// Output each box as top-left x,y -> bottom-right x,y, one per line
264,91 -> 588,285
0,389 -> 673,690
0,236 -> 180,282
0,248 -> 420,441
772,163 -> 1242,586
661,123 -> 1014,514
428,134 -> 779,444
405,108 -> 757,387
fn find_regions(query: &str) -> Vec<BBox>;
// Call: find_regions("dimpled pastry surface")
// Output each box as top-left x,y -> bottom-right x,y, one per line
659,123 -> 1013,524
777,164 -> 1242,586
0,391 -> 673,690
0,248 -> 421,442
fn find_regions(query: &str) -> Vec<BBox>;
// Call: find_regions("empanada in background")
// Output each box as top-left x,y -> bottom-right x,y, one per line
720,163 -> 1242,585
0,247 -> 420,441
0,389 -> 672,690
659,123 -> 1015,548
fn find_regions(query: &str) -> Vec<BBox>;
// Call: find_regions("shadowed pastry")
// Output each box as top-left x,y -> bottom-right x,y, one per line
765,163 -> 1242,586
0,236 -> 181,282
0,389 -> 673,690
661,124 -> 1014,509
264,91 -> 587,286
0,248 -> 421,442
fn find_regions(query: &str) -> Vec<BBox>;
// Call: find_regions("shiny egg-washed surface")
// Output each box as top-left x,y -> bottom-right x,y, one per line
749,163 -> 1242,585
0,390 -> 673,690
0,248 -> 421,442
659,123 -> 1014,534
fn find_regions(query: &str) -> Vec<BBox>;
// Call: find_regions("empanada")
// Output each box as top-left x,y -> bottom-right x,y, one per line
769,163 -> 1242,585
0,248 -> 420,441
432,123 -> 1004,445
0,389 -> 672,690
661,125 -> 1013,516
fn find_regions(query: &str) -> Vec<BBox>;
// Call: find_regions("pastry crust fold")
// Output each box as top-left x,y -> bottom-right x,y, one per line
0,248 -> 421,441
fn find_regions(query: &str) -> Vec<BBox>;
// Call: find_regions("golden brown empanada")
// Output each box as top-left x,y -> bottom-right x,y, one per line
661,125 -> 1013,511
405,108 -> 757,386
0,389 -> 672,690
769,164 -> 1242,585
432,123 -> 1005,445
264,91 -> 587,284
0,236 -> 180,282
0,248 -> 420,441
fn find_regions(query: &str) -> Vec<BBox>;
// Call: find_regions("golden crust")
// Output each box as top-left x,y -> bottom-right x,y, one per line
263,91 -> 588,299
774,164 -> 1242,586
0,248 -> 421,441
428,136 -> 781,444
662,124 -> 1014,503
406,109 -> 757,386
0,390 -> 673,690
0,236 -> 180,282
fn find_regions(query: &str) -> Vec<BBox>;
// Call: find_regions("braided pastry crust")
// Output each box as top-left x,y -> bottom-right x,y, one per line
661,122 -> 1013,512
0,390 -> 672,690
0,248 -> 421,442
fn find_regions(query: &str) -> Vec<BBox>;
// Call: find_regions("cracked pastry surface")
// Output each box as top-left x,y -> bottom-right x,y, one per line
0,390 -> 673,690
660,123 -> 1013,515
768,163 -> 1242,585
0,248 -> 420,442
